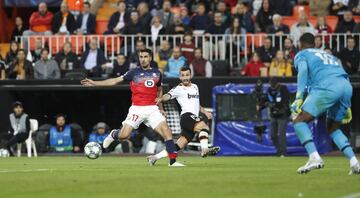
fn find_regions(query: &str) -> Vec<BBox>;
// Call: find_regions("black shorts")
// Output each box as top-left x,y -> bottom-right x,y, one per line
180,112 -> 204,141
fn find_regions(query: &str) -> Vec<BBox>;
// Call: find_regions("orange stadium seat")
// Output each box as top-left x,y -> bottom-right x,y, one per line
308,16 -> 317,27
354,16 -> 360,23
282,16 -> 297,28
96,20 -> 109,34
0,43 -> 10,59
325,16 -> 338,31
293,5 -> 311,18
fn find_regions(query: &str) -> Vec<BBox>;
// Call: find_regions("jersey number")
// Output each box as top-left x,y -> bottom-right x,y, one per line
315,52 -> 339,66
131,114 -> 139,122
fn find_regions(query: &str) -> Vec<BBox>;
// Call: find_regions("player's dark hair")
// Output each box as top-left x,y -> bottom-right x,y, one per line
299,33 -> 315,48
139,48 -> 153,57
180,66 -> 191,73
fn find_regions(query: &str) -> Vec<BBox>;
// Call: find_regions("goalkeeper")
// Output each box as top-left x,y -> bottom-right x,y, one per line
291,33 -> 359,175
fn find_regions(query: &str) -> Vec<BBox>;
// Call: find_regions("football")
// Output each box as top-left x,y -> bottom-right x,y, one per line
0,149 -> 10,158
84,142 -> 102,159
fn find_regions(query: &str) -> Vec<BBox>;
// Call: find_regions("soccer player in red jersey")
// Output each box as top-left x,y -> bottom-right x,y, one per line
81,49 -> 184,166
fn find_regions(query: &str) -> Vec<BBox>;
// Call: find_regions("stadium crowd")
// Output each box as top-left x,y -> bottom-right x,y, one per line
0,0 -> 359,79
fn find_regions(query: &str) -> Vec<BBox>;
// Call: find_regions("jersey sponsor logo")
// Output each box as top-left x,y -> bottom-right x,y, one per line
145,79 -> 155,87
188,93 -> 199,99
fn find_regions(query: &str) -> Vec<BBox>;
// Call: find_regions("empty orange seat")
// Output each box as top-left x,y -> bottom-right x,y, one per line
308,16 -> 317,27
325,16 -> 338,31
282,16 -> 297,28
96,20 -> 109,35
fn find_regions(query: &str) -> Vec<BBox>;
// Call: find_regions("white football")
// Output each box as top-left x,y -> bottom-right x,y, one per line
84,142 -> 102,159
0,149 -> 10,158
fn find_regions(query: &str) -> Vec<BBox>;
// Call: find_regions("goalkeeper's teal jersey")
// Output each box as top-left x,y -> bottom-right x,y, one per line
294,48 -> 348,90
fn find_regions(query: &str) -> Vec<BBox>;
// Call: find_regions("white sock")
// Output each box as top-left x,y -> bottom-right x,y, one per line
309,151 -> 322,161
199,131 -> 209,152
154,149 -> 168,160
145,141 -> 157,154
350,157 -> 358,167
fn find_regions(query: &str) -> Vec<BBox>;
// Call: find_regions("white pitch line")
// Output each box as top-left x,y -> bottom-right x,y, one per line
0,169 -> 51,173
340,192 -> 360,198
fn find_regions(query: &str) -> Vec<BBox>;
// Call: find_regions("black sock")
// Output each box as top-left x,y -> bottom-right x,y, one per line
111,129 -> 120,140
165,140 -> 177,165
175,144 -> 181,151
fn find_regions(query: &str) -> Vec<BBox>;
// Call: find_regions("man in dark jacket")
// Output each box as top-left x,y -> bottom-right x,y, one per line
337,36 -> 360,75
266,78 -> 290,156
7,49 -> 34,80
75,2 -> 96,35
80,38 -> 107,77
51,2 -> 77,34
105,1 -> 130,34
54,42 -> 79,76
0,101 -> 30,156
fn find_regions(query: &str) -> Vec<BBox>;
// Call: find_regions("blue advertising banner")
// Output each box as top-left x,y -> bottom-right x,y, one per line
212,83 -> 333,156
5,0 -> 61,7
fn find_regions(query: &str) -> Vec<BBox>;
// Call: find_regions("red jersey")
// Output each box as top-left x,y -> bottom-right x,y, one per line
123,67 -> 162,106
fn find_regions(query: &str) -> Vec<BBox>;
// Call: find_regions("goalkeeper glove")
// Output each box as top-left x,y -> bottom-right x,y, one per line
290,93 -> 303,119
341,108 -> 352,124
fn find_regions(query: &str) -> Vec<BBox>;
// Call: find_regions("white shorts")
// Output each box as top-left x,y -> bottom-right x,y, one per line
122,105 -> 166,129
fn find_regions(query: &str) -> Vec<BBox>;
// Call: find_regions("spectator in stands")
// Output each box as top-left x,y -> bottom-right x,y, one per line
0,56 -> 6,80
5,41 -> 19,65
54,42 -> 79,74
7,49 -> 34,80
164,46 -> 187,77
240,52 -> 265,76
88,122 -> 109,145
337,36 -> 360,75
190,48 -> 212,77
0,101 -> 30,156
123,11 -> 145,35
349,0 -> 360,15
34,48 -> 60,79
256,37 -> 276,66
23,2 -> 53,37
52,2 -> 77,35
179,32 -> 196,63
157,0 -> 175,29
150,16 -> 166,46
80,38 -> 107,77
216,1 -> 232,27
129,39 -> 145,68
283,38 -> 298,61
167,15 -> 190,35
314,35 -> 324,49
329,0 -> 350,16
204,11 -> 227,59
233,2 -> 254,33
11,17 -> 26,41
75,1 -> 96,35
269,50 -> 292,77
269,0 -> 292,16
155,40 -> 172,72
137,2 -> 153,31
189,3 -> 211,33
266,14 -> 290,49
225,17 -> 246,52
180,6 -> 191,26
290,13 -> 316,46
112,54 -> 129,77
48,114 -> 81,153
335,10 -> 356,33
256,0 -> 274,32
315,16 -> 332,45
30,38 -> 43,63
105,1 -> 129,34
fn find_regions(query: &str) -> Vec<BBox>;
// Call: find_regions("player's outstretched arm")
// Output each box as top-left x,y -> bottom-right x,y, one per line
81,76 -> 124,87
155,93 -> 171,105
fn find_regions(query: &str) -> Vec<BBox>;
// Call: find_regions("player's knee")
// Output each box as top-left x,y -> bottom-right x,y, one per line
326,119 -> 341,133
194,121 -> 208,132
293,111 -> 313,123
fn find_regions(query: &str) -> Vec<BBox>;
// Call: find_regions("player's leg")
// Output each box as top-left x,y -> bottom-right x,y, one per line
140,124 -> 159,154
327,84 -> 359,174
103,106 -> 143,149
193,121 -> 213,157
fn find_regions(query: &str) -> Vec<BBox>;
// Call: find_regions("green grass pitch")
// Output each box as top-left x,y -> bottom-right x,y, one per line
0,156 -> 359,198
